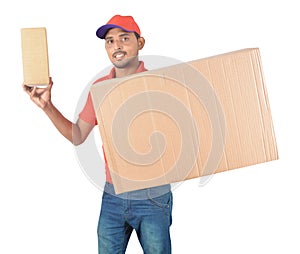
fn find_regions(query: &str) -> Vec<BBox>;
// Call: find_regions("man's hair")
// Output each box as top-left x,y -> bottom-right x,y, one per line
134,32 -> 140,40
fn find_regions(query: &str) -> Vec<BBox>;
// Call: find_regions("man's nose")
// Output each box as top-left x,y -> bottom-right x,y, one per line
114,40 -> 122,50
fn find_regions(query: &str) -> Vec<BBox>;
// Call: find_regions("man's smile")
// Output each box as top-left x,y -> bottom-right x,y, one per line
113,51 -> 127,61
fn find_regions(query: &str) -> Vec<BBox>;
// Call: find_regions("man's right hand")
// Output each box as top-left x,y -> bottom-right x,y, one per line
22,77 -> 94,145
23,77 -> 53,110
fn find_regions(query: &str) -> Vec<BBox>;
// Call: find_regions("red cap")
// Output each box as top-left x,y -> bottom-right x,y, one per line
96,15 -> 141,39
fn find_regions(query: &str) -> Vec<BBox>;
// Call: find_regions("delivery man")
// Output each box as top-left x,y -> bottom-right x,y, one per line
23,15 -> 173,254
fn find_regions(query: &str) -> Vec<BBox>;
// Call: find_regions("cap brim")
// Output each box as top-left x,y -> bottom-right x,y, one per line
96,24 -> 132,39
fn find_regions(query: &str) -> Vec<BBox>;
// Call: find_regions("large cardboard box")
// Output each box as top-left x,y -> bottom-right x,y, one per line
21,27 -> 49,86
90,48 -> 278,194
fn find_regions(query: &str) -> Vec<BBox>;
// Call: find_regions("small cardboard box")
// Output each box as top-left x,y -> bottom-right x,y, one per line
21,27 -> 49,86
90,48 -> 278,194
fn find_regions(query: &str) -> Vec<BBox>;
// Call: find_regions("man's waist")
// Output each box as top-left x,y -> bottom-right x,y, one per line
104,181 -> 171,200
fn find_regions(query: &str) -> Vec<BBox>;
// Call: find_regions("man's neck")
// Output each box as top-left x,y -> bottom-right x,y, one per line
115,60 -> 140,78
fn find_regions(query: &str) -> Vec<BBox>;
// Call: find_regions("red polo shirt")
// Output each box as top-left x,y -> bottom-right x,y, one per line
79,61 -> 147,183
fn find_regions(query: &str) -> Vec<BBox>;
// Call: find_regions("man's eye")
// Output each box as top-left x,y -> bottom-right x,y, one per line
122,37 -> 129,42
106,39 -> 113,44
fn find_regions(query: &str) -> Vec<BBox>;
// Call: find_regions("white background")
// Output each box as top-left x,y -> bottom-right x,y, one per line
1,0 -> 299,253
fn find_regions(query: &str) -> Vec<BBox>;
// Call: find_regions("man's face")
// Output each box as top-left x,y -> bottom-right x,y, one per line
104,28 -> 144,69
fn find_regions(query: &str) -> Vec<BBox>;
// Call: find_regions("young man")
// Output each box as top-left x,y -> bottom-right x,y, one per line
23,15 -> 173,254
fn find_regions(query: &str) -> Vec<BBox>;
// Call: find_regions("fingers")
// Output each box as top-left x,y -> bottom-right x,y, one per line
22,77 -> 53,93
23,77 -> 53,109
29,86 -> 37,100
29,86 -> 46,108
47,77 -> 54,90
22,83 -> 33,95
22,83 -> 36,97
22,83 -> 38,100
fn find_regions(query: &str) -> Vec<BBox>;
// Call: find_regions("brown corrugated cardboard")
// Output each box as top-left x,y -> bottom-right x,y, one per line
21,27 -> 49,86
90,48 -> 278,194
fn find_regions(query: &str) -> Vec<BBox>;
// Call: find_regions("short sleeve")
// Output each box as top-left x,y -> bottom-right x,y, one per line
78,92 -> 97,126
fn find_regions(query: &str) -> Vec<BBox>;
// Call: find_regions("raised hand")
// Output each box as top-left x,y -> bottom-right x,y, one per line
23,77 -> 53,109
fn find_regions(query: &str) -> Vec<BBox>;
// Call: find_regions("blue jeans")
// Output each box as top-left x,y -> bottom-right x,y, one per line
97,182 -> 173,254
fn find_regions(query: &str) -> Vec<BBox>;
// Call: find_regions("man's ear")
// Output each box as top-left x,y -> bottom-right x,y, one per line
138,37 -> 145,50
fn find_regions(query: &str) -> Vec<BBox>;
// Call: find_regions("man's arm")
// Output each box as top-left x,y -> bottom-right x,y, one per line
23,78 -> 93,145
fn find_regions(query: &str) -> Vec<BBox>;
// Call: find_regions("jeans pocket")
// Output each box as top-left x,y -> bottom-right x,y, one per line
147,192 -> 172,209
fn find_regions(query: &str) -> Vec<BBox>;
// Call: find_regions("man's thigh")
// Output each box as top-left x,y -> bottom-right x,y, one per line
134,191 -> 173,254
97,192 -> 132,254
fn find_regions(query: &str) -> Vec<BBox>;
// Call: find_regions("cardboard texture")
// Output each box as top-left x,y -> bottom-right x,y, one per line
21,27 -> 49,86
90,48 -> 278,194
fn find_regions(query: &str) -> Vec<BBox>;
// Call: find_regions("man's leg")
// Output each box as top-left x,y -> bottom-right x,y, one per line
135,191 -> 173,254
97,191 -> 133,254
